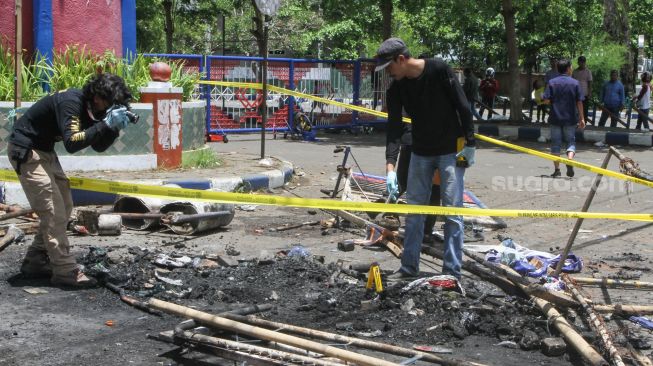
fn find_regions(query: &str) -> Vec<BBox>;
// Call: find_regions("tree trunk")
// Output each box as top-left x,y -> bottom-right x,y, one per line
163,0 -> 174,53
501,0 -> 523,122
603,0 -> 633,92
379,0 -> 393,41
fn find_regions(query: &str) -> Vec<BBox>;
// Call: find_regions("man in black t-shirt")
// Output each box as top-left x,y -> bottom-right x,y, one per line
7,73 -> 133,288
377,38 -> 476,280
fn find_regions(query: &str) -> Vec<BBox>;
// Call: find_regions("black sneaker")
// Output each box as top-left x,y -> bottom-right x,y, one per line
566,165 -> 575,177
550,169 -> 561,178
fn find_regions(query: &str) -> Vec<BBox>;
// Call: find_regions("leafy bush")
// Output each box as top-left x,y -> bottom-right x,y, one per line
0,44 -> 202,102
0,41 -> 46,101
577,35 -> 627,103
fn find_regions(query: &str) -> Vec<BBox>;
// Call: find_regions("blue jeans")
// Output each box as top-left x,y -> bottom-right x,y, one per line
550,124 -> 577,155
401,153 -> 465,278
469,100 -> 483,121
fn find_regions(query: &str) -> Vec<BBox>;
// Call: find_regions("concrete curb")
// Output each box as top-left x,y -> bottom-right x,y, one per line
475,122 -> 653,147
0,159 -> 294,207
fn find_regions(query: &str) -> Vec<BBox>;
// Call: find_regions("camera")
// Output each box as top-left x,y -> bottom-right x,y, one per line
125,110 -> 140,124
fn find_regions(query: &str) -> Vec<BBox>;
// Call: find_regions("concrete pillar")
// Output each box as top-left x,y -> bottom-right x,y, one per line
139,63 -> 183,168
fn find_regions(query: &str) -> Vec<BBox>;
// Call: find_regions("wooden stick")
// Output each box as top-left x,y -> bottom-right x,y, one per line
626,342 -> 653,366
269,220 -> 320,232
0,208 -> 35,221
331,209 -> 403,258
148,298 -> 401,366
593,305 -> 653,315
563,275 -> 625,366
221,313 -> 488,366
571,277 -> 653,290
553,150 -> 612,277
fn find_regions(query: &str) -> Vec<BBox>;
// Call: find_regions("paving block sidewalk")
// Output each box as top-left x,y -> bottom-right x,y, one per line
475,122 -> 653,147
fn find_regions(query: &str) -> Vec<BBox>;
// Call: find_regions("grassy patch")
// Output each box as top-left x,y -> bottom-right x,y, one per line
182,148 -> 222,169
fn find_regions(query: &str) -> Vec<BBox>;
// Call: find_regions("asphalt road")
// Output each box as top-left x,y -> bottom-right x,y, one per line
1,129 -> 651,365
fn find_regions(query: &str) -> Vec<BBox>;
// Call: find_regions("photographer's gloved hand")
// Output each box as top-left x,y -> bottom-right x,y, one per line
386,171 -> 399,200
456,146 -> 476,167
103,107 -> 129,131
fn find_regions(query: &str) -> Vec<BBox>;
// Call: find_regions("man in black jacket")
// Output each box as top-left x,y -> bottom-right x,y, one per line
377,38 -> 476,280
7,73 -> 133,287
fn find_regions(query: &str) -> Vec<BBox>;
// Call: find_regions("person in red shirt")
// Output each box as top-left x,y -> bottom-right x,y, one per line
479,68 -> 499,120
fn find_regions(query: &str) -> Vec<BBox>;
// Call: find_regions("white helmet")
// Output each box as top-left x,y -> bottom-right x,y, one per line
486,67 -> 495,77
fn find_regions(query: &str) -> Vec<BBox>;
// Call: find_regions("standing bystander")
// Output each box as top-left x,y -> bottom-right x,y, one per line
532,79 -> 547,123
463,68 -> 483,120
542,59 -> 586,178
545,58 -> 559,85
633,72 -> 651,131
375,37 -> 475,280
598,70 -> 625,128
479,68 -> 499,120
572,56 -> 593,125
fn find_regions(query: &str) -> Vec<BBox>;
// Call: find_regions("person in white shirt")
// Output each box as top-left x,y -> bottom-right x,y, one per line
633,72 -> 651,131
572,56 -> 593,125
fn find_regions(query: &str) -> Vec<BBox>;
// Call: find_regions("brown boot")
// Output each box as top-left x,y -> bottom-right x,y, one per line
51,266 -> 97,288
20,249 -> 53,278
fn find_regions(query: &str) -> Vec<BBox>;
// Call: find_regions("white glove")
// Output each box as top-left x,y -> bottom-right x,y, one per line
386,171 -> 399,200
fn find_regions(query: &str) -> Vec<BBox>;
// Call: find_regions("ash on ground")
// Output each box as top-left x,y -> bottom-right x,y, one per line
81,246 -> 573,355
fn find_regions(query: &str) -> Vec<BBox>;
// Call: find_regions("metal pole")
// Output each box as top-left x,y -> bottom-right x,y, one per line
14,0 -> 22,115
553,150 -> 613,277
260,22 -> 268,159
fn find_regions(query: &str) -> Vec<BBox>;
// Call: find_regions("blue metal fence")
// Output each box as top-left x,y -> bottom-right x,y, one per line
143,53 -> 390,138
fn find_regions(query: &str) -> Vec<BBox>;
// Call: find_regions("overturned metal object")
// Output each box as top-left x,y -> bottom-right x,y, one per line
113,196 -> 169,230
159,201 -> 235,235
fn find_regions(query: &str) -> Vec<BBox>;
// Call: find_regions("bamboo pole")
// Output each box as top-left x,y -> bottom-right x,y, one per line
553,150 -> 612,276
563,275 -> 625,366
221,313 -> 488,366
593,305 -> 653,315
148,298 -> 401,366
532,297 -> 608,365
177,331 -> 345,366
455,249 -> 606,365
460,248 -> 580,308
572,277 -> 653,290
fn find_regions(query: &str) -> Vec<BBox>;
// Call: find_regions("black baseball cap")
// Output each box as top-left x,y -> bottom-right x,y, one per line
374,37 -> 409,72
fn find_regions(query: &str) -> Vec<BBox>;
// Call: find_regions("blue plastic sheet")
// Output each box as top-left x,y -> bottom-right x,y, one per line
630,316 -> 653,330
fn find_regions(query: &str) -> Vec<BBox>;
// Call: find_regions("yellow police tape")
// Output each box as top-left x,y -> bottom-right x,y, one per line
200,80 -> 653,189
0,170 -> 651,222
201,80 -> 412,122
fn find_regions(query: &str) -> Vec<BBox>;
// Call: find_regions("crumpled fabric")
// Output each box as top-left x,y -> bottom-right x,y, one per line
485,238 -> 583,278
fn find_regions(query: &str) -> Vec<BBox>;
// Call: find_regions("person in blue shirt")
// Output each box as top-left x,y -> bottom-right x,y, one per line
542,59 -> 586,178
598,70 -> 625,128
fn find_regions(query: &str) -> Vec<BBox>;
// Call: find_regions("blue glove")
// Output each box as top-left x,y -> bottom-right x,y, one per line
456,146 -> 476,167
103,106 -> 129,131
386,171 -> 398,200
